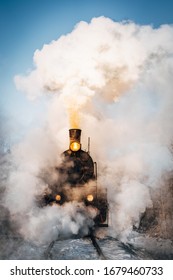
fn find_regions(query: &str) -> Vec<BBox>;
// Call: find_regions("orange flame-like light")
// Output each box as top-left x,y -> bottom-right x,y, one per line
55,194 -> 61,201
87,194 -> 94,202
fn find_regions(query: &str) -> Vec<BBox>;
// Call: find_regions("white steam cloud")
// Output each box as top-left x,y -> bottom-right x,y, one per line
4,17 -> 173,242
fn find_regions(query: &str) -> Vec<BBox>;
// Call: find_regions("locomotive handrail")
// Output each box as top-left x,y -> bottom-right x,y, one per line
94,161 -> 97,180
87,137 -> 90,154
94,161 -> 98,200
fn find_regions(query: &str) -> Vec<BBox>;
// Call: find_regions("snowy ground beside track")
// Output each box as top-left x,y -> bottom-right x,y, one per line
0,228 -> 173,260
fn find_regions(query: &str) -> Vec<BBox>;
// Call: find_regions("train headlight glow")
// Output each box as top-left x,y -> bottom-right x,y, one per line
70,142 -> 81,152
87,194 -> 94,202
55,194 -> 61,201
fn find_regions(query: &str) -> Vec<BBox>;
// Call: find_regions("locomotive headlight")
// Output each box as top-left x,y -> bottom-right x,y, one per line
86,194 -> 94,202
70,141 -> 81,152
55,194 -> 61,201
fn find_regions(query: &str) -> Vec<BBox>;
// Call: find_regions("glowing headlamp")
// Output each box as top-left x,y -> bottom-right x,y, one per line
55,194 -> 61,201
86,194 -> 94,202
70,141 -> 81,152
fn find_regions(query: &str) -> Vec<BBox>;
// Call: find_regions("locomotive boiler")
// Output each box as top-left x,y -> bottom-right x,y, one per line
43,128 -> 108,227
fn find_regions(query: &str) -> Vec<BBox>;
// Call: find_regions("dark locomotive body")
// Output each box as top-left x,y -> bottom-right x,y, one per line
43,129 -> 108,227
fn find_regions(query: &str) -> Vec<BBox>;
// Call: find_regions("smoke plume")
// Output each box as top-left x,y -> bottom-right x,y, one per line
3,16 -> 173,242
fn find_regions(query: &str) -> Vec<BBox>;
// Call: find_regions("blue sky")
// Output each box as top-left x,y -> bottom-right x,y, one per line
0,0 -> 173,134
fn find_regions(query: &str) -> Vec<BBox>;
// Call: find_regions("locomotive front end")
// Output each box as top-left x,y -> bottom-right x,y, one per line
42,128 -> 108,227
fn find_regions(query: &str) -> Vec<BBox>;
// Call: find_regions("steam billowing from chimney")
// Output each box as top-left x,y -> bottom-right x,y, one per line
2,17 -> 173,242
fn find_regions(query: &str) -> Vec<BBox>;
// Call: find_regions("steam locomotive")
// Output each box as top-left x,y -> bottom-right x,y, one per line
43,129 -> 108,227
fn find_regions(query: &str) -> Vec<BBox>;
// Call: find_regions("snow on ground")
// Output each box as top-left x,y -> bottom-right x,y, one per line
128,232 -> 173,260
1,228 -> 173,260
50,238 -> 98,260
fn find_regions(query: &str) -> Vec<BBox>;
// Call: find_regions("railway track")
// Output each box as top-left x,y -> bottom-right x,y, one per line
44,240 -> 55,260
44,232 -> 107,260
43,235 -> 147,260
43,230 -> 153,260
88,232 -> 107,259
0,232 -> 154,259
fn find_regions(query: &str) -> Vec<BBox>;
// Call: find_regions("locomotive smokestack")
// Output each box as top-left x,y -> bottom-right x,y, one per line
69,129 -> 81,151
69,129 -> 81,144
